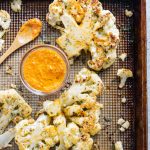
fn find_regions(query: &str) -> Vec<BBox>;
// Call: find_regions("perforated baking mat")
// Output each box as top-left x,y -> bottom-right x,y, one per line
0,0 -> 135,149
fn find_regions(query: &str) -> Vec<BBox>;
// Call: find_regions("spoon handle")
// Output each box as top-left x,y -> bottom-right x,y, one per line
0,40 -> 21,65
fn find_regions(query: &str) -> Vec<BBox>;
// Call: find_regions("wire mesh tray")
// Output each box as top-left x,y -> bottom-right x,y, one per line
0,0 -> 147,150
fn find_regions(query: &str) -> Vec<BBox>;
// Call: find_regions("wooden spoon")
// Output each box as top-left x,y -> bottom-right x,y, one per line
0,18 -> 42,64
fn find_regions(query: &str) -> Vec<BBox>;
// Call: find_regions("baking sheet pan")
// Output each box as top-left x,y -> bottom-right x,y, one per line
0,0 -> 147,149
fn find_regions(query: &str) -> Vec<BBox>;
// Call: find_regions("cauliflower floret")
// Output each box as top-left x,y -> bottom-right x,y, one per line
89,10 -> 119,70
0,10 -> 11,51
117,118 -> 130,132
11,0 -> 22,12
66,0 -> 85,23
122,121 -> 130,129
125,9 -> 133,17
15,114 -> 59,150
115,141 -> 123,150
43,99 -> 61,117
60,68 -> 104,107
53,113 -> 66,129
47,0 -> 119,71
72,133 -> 93,150
69,100 -> 102,135
117,118 -> 125,125
64,94 -> 98,117
88,43 -> 117,71
0,89 -> 32,134
117,68 -> 133,88
46,0 -> 64,27
0,128 -> 15,149
0,10 -> 11,30
121,97 -> 127,103
47,0 -> 85,27
62,123 -> 80,148
70,117 -> 101,136
64,104 -> 82,117
119,53 -> 127,62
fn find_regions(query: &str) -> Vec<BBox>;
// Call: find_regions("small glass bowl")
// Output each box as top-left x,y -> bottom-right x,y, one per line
19,44 -> 70,96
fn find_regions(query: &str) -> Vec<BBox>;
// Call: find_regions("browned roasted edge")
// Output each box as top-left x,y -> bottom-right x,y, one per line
134,0 -> 147,149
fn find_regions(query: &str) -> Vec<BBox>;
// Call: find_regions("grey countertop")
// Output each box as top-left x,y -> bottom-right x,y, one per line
146,0 -> 149,148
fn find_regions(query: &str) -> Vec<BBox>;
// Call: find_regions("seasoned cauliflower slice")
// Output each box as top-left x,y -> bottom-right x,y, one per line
15,114 -> 59,150
11,0 -> 22,12
117,68 -> 133,88
0,89 -> 32,134
60,68 -> 104,107
47,0 -> 119,71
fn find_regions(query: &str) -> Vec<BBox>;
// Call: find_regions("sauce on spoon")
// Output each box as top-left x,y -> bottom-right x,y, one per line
17,18 -> 42,43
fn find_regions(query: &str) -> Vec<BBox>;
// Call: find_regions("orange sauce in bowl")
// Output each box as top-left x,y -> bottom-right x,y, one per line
23,48 -> 67,93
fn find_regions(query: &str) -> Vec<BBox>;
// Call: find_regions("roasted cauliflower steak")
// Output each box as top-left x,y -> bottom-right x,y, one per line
47,0 -> 119,71
13,68 -> 104,150
0,89 -> 32,134
14,68 -> 104,150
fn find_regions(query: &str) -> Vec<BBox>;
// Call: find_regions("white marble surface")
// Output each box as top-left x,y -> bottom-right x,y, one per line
146,0 -> 149,149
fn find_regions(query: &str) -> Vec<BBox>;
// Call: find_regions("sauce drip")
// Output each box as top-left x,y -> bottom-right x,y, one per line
23,48 -> 67,93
